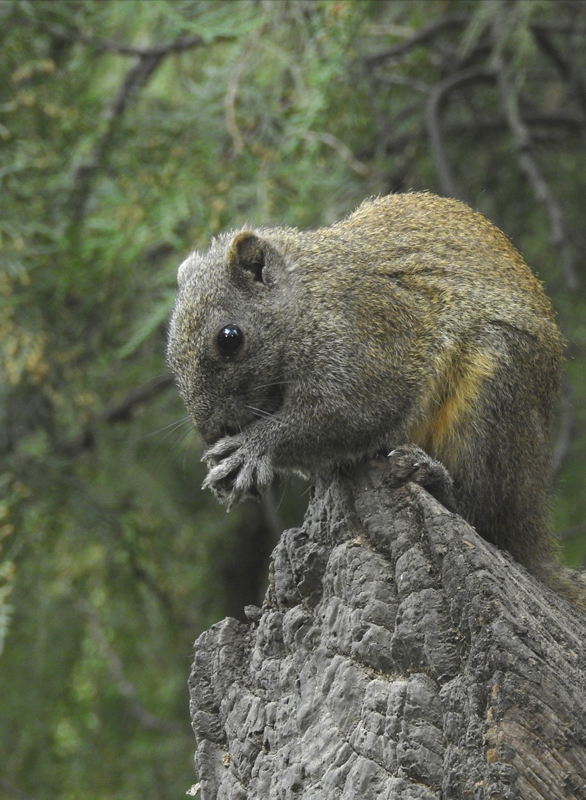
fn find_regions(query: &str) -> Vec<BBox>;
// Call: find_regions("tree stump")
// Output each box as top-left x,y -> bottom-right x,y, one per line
188,465 -> 586,799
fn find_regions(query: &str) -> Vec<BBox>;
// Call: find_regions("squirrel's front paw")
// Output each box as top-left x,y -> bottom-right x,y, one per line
202,434 -> 273,509
386,444 -> 457,512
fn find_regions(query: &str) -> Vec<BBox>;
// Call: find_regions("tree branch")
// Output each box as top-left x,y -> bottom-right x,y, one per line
104,375 -> 174,423
77,598 -> 184,734
65,29 -> 237,232
47,24 -> 234,57
531,20 -> 586,35
377,109 -> 583,167
532,25 -> 586,120
425,67 -> 494,199
223,27 -> 262,155
303,131 -> 370,176
492,14 -> 579,290
54,376 -> 175,459
449,111 -> 586,135
68,51 -> 165,229
371,70 -> 431,94
365,13 -> 470,67
552,372 -> 576,481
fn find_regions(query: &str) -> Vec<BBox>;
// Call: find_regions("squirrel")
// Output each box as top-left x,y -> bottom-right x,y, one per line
167,191 -> 571,595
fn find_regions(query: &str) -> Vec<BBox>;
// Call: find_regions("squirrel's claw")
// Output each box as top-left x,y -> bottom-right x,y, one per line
386,445 -> 457,512
201,436 -> 273,508
202,434 -> 244,465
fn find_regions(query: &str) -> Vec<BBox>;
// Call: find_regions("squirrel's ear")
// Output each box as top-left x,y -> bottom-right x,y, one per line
177,254 -> 194,286
226,231 -> 266,283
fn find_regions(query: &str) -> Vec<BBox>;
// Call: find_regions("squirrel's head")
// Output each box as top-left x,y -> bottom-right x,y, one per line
167,229 -> 289,444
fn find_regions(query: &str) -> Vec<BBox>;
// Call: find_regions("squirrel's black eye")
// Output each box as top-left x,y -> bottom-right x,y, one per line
216,324 -> 244,358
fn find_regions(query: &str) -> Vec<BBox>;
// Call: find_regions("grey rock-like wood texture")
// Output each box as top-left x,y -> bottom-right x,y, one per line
188,466 -> 586,799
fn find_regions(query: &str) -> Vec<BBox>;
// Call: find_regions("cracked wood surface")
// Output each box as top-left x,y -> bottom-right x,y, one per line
189,466 -> 586,799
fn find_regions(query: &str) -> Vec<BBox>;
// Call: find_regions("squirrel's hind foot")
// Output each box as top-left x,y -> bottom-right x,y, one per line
384,444 -> 457,513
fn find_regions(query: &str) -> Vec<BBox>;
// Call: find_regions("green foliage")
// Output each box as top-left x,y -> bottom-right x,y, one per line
1,0 -> 586,796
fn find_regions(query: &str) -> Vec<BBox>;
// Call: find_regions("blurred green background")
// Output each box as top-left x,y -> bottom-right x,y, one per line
1,0 -> 586,797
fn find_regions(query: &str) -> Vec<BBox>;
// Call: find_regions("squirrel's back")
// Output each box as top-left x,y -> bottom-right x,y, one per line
284,193 -> 556,338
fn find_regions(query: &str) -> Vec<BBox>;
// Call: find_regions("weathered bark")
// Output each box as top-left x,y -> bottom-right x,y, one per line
188,465 -> 586,799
